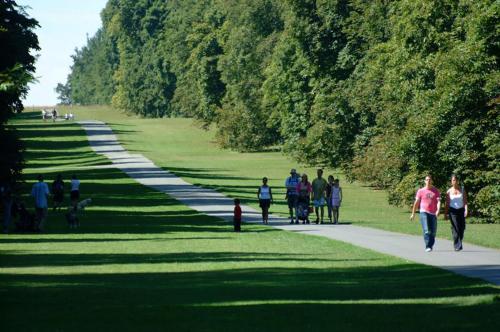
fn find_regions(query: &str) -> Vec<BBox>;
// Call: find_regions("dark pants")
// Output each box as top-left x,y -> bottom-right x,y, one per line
449,207 -> 465,250
234,219 -> 241,232
2,199 -> 13,233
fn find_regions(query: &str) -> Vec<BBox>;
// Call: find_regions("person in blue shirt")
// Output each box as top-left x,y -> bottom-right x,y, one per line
31,174 -> 50,231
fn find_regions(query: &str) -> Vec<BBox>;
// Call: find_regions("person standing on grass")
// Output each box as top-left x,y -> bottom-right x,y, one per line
285,168 -> 300,224
1,181 -> 13,233
52,174 -> 65,211
326,175 -> 334,223
31,175 -> 50,232
411,174 -> 441,252
331,179 -> 342,224
233,198 -> 242,232
312,169 -> 328,224
70,174 -> 80,206
257,177 -> 273,224
444,175 -> 468,251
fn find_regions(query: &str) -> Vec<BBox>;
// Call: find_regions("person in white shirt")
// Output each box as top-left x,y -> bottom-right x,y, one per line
70,174 -> 80,205
444,174 -> 468,251
31,175 -> 50,231
257,177 -> 273,224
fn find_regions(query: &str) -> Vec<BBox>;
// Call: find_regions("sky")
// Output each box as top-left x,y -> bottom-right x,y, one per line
17,0 -> 108,106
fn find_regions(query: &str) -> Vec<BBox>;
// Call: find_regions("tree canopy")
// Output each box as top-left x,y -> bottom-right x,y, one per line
0,0 -> 39,186
59,0 -> 499,221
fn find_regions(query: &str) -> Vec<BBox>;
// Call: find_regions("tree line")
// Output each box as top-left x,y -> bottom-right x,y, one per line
1,0 -> 39,189
58,0 -> 498,222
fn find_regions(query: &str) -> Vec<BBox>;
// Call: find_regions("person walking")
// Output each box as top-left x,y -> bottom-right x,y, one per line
331,179 -> 343,224
285,168 -> 300,224
326,175 -> 334,223
296,174 -> 312,224
257,177 -> 273,224
31,175 -> 50,231
70,174 -> 80,205
411,174 -> 441,252
52,174 -> 65,211
1,181 -> 13,233
312,169 -> 328,224
444,175 -> 468,251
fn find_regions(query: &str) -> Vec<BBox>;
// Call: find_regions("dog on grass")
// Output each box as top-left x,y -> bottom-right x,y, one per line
65,198 -> 92,228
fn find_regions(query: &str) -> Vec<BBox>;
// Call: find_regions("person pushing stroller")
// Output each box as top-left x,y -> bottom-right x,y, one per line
296,174 -> 312,224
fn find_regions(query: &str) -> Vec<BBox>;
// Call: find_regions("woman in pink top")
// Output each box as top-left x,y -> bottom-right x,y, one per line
411,175 -> 441,252
444,175 -> 468,251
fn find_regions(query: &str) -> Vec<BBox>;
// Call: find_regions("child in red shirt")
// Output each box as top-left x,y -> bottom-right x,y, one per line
233,198 -> 242,232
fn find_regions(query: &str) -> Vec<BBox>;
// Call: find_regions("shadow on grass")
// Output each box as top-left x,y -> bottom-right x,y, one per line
1,265 -> 499,331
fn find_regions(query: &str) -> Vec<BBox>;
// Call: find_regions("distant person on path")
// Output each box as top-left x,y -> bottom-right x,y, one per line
444,175 -> 468,251
296,174 -> 312,224
52,174 -> 65,211
331,179 -> 343,224
70,174 -> 80,205
285,168 -> 300,224
312,169 -> 328,224
411,175 -> 441,252
31,175 -> 50,231
233,198 -> 242,232
52,108 -> 57,122
257,177 -> 273,224
1,181 -> 13,233
326,175 -> 334,223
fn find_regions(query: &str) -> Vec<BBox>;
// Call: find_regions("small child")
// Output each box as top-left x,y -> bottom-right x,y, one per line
233,198 -> 242,232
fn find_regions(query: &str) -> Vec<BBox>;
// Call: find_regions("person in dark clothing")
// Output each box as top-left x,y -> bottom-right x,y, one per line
444,174 -> 468,251
52,174 -> 65,211
233,198 -> 242,232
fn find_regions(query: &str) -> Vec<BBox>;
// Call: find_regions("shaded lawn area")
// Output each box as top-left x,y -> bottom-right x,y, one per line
60,106 -> 500,249
0,111 -> 498,331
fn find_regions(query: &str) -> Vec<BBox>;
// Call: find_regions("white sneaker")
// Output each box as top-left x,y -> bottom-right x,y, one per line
425,247 -> 432,252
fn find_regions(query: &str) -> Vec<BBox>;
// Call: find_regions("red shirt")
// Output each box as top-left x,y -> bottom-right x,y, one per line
234,205 -> 242,220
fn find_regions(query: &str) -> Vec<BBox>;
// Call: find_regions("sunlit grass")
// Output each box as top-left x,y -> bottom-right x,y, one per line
1,110 -> 498,331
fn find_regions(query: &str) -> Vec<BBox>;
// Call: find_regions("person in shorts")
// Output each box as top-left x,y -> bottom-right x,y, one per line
257,177 -> 273,224
331,179 -> 342,224
285,169 -> 300,224
312,169 -> 328,224
52,174 -> 65,211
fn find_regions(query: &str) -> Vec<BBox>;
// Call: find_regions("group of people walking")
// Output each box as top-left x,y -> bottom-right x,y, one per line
1,174 -> 81,233
255,168 -> 343,225
411,174 -> 468,252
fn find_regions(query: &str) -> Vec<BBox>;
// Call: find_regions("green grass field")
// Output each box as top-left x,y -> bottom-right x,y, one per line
58,105 -> 500,249
0,110 -> 498,331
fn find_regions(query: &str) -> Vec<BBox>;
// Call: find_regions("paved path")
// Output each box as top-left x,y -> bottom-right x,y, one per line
79,120 -> 500,285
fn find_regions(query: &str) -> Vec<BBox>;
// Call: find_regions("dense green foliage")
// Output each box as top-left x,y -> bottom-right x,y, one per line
0,0 -> 39,186
60,0 -> 499,221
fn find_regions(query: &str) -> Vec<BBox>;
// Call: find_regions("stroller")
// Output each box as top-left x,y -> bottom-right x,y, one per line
296,197 -> 310,224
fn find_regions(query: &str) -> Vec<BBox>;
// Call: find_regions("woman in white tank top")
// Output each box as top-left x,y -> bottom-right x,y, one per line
444,174 -> 468,251
257,177 -> 273,224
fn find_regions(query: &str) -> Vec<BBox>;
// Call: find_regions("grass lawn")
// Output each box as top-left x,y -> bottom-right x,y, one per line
57,105 -> 500,249
0,110 -> 498,331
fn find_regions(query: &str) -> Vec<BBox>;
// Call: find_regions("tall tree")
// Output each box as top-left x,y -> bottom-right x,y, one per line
0,0 -> 39,186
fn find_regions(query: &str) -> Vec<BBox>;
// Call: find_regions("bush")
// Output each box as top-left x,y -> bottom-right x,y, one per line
474,185 -> 500,223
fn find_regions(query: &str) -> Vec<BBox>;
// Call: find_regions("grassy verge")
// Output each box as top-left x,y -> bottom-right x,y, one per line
57,105 -> 500,249
0,111 -> 498,330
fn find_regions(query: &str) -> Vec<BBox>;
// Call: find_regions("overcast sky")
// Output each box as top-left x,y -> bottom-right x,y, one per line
18,0 -> 108,106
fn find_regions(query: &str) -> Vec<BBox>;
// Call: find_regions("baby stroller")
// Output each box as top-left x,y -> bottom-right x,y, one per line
296,198 -> 310,224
